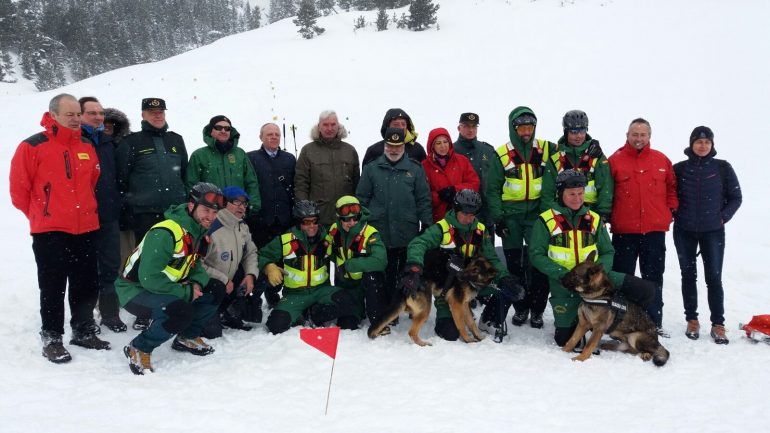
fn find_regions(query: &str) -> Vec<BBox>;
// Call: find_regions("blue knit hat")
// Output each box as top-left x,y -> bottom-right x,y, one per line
221,186 -> 250,201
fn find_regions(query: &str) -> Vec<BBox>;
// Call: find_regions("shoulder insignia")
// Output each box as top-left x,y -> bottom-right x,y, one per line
368,236 -> 378,244
171,146 -> 177,153
228,154 -> 236,164
77,152 -> 90,160
406,171 -> 413,177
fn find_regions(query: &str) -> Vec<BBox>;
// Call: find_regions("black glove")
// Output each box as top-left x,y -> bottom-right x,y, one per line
495,223 -> 510,239
336,263 -> 348,278
400,263 -> 423,296
446,254 -> 464,277
587,140 -> 604,158
437,186 -> 456,203
599,213 -> 611,226
498,275 -> 525,302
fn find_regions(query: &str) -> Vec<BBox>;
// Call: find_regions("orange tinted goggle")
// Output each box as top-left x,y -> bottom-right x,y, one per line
515,124 -> 535,134
203,192 -> 225,209
337,203 -> 361,217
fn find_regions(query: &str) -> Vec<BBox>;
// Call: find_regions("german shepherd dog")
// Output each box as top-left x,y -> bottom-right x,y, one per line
560,251 -> 670,366
367,255 -> 498,346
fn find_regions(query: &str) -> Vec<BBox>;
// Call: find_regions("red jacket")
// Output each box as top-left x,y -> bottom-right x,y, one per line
10,112 -> 100,234
608,141 -> 678,234
422,128 -> 480,222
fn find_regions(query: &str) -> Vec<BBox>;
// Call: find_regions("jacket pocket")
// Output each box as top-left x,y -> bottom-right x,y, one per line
43,182 -> 52,216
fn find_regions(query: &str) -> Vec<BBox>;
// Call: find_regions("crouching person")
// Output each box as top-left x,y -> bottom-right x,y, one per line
404,189 -> 524,343
260,200 -> 353,334
116,183 -> 226,375
529,170 -> 654,347
326,196 -> 387,330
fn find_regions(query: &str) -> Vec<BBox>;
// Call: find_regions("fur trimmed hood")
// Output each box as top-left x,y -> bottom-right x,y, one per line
103,107 -> 131,138
310,122 -> 349,141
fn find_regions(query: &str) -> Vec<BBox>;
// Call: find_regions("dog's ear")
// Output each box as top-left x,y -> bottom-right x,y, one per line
584,250 -> 597,264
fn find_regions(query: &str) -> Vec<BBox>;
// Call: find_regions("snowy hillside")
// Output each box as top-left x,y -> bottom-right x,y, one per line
1,1 -> 769,432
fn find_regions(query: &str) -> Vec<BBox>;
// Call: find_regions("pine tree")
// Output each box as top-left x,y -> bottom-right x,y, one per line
353,0 -> 376,11
376,8 -> 388,31
407,0 -> 439,31
269,0 -> 297,23
338,0 -> 352,11
0,50 -> 13,82
318,0 -> 336,16
249,4 -> 262,29
293,0 -> 324,39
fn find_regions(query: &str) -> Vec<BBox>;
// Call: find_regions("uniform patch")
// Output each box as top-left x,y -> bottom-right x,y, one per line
228,154 -> 236,164
220,251 -> 231,261
554,305 -> 567,314
77,152 -> 90,160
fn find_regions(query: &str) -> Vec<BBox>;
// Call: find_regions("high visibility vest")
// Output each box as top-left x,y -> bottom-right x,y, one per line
280,232 -> 329,289
123,219 -> 197,283
540,208 -> 600,270
328,223 -> 379,281
436,219 -> 486,258
496,139 -> 550,202
549,150 -> 600,204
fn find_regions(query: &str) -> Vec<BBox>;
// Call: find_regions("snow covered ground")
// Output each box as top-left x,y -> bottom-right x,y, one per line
1,1 -> 769,432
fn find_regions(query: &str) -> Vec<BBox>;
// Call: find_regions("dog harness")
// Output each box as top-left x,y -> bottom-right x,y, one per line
582,296 -> 629,334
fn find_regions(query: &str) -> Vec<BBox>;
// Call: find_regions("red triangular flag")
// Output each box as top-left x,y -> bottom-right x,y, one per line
300,327 -> 340,359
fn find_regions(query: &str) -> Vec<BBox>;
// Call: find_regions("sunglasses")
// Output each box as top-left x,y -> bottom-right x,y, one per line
340,214 -> 359,222
567,128 -> 587,134
301,218 -> 319,226
229,199 -> 248,207
212,125 -> 232,132
337,203 -> 361,217
202,192 -> 225,209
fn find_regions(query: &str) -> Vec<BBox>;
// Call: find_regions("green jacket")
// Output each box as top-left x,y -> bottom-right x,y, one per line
528,202 -> 621,298
115,203 -> 210,305
185,125 -> 261,213
487,107 -> 558,224
540,134 -> 613,216
326,206 -> 387,287
258,224 -> 331,274
356,153 -> 432,249
116,121 -> 188,215
453,136 -> 497,225
406,209 -> 509,282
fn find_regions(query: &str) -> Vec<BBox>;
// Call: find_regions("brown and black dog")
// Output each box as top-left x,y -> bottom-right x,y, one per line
560,251 -> 670,366
367,256 -> 498,346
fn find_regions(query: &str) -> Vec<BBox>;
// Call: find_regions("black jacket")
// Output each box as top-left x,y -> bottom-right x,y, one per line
362,108 -> 426,166
82,126 -> 121,223
246,147 -> 296,228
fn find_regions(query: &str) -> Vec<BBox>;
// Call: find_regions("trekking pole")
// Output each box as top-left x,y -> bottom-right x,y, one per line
291,124 -> 298,156
282,122 -> 287,151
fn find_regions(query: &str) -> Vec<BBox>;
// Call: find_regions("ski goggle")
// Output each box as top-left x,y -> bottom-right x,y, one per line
514,124 -> 535,134
200,192 -> 225,210
339,214 -> 359,222
567,128 -> 587,134
337,203 -> 361,217
301,218 -> 319,226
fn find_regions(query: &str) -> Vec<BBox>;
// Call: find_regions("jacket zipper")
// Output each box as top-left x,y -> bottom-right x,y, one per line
63,151 -> 72,179
43,182 -> 52,216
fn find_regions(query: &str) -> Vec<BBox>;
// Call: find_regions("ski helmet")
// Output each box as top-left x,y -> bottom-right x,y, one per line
512,114 -> 537,127
562,110 -> 589,130
293,200 -> 320,221
454,189 -> 482,215
555,169 -> 587,193
189,182 -> 224,210
335,195 -> 362,219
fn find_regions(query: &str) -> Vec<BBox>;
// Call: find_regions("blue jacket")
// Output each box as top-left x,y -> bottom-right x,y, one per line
246,147 -> 296,228
82,125 -> 121,223
673,147 -> 742,232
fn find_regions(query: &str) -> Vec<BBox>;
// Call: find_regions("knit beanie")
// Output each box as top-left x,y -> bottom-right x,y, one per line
209,115 -> 232,128
689,126 -> 714,147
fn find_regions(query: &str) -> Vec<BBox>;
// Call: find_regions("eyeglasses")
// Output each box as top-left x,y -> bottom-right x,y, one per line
337,203 -> 361,217
515,124 -> 535,134
202,192 -> 225,209
301,218 -> 319,226
229,199 -> 248,208
339,215 -> 359,222
567,128 -> 587,134
212,125 -> 232,132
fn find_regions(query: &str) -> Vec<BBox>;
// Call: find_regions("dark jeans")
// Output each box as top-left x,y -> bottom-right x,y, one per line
94,220 -> 122,318
673,227 -> 725,326
612,232 -> 666,327
382,247 -> 407,316
32,231 -> 99,335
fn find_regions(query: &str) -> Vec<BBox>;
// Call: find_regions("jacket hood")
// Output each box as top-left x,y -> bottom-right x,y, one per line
40,112 -> 81,142
104,108 -> 131,137
310,122 -> 349,141
379,108 -> 418,142
426,127 -> 454,159
684,146 -> 717,160
507,106 -> 537,146
203,124 -> 241,149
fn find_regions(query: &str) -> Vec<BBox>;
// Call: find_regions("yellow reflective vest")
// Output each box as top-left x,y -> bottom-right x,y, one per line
549,151 -> 600,204
436,219 -> 486,258
280,232 -> 330,289
540,208 -> 600,270
122,219 -> 197,283
328,223 -> 378,281
496,138 -> 550,202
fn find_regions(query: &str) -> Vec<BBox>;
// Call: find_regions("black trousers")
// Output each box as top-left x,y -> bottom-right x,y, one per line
94,220 -> 122,318
382,247 -> 407,314
612,232 -> 666,327
32,231 -> 99,335
505,247 -> 549,316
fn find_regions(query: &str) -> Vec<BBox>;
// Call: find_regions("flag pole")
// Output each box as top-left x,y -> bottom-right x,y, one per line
325,358 -> 335,415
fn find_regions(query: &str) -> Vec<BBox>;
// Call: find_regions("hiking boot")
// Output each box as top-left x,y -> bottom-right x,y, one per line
132,317 -> 151,331
685,320 -> 700,340
511,309 -> 529,327
710,324 -> 729,345
220,313 -> 253,331
530,313 -> 544,329
101,316 -> 128,333
123,344 -> 153,375
656,327 -> 670,338
70,331 -> 111,350
40,331 -> 71,364
171,336 -> 215,356
478,319 -> 506,343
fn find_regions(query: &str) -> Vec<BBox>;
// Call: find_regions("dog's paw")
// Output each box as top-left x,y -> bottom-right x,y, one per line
640,352 -> 653,362
571,353 -> 591,362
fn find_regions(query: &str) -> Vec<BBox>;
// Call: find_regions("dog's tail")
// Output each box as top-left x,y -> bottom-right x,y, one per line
652,344 -> 670,367
367,299 -> 406,339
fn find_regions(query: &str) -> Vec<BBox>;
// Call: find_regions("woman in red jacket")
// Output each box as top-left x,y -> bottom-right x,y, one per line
422,127 -> 480,222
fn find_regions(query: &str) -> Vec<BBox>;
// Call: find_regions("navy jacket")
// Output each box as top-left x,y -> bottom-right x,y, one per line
246,147 -> 296,227
673,147 -> 742,232
82,125 -> 121,223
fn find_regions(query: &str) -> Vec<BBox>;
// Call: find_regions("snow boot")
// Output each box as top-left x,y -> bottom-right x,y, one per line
132,317 -> 151,331
530,313 -> 544,329
220,312 -> 253,331
171,336 -> 214,356
123,344 -> 153,375
70,322 -> 111,350
101,316 -> 128,333
511,309 -> 529,327
685,320 -> 700,340
41,330 -> 71,364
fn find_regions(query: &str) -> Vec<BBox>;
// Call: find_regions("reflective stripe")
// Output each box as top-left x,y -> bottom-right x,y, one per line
540,208 -> 600,270
280,232 -> 329,289
549,151 -> 600,204
437,219 -> 486,258
328,223 -> 379,281
497,139 -> 550,201
122,219 -> 196,283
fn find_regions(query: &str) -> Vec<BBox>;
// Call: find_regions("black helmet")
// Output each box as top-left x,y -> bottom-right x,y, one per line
512,114 -> 537,127
292,200 -> 320,220
189,182 -> 224,210
454,189 -> 482,215
562,110 -> 589,130
555,169 -> 587,192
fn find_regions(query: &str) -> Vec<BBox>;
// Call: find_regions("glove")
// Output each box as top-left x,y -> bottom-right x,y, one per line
498,275 -> 525,302
336,263 -> 348,279
446,254 -> 464,277
437,186 -> 456,203
599,213 -> 611,226
587,140 -> 604,158
495,223 -> 510,239
264,263 -> 284,287
400,263 -> 423,296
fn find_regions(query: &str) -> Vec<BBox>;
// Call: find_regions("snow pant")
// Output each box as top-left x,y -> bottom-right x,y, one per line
94,220 -> 122,320
132,212 -> 165,243
335,271 -> 386,330
380,247 -> 407,321
499,215 -> 549,319
611,232 -> 666,327
673,227 -> 726,326
124,286 -> 221,353
248,219 -> 288,307
32,231 -> 99,336
551,272 -> 655,346
265,284 -> 351,334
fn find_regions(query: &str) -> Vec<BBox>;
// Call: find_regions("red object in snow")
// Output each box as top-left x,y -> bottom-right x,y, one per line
300,327 -> 340,359
740,315 -> 770,338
